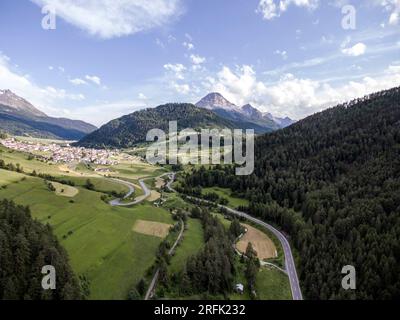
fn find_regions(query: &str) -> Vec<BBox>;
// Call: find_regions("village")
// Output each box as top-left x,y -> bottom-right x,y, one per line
0,137 -> 121,165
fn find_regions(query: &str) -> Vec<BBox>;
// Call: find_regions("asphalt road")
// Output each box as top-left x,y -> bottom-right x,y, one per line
145,218 -> 185,300
165,172 -> 303,301
109,178 -> 151,206
109,172 -> 177,207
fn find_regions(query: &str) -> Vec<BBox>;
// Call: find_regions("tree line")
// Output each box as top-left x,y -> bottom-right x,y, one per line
0,199 -> 83,299
180,87 -> 400,299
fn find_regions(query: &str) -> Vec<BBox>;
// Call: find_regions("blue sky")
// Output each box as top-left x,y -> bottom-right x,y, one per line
0,0 -> 399,126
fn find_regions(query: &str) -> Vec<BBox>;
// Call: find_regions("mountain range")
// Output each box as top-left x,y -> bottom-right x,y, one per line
76,103 -> 237,148
0,90 -> 295,146
77,92 -> 295,148
0,89 -> 97,140
195,92 -> 295,131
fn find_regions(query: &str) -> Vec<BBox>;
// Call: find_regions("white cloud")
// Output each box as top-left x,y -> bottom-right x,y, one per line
342,43 -> 367,56
69,78 -> 87,85
274,50 -> 288,60
85,75 -> 101,85
257,0 -> 319,20
190,54 -> 206,65
138,93 -> 147,100
31,0 -> 184,39
372,0 -> 400,25
389,11 -> 399,25
0,53 -> 86,116
204,63 -> 400,120
206,65 -> 257,106
173,83 -> 190,95
63,101 -> 145,126
183,42 -> 194,50
164,63 -> 186,80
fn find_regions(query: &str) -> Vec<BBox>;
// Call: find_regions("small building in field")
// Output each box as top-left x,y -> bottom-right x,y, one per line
235,283 -> 244,294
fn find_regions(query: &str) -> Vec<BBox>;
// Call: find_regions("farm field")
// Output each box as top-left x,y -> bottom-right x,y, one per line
0,175 -> 174,299
169,218 -> 204,274
202,187 -> 249,208
0,143 -> 291,300
217,213 -> 291,300
133,220 -> 172,238
256,268 -> 292,300
236,224 -> 277,260
0,147 -> 175,300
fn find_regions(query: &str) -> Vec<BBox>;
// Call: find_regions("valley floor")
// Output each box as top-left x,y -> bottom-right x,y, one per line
0,142 -> 292,300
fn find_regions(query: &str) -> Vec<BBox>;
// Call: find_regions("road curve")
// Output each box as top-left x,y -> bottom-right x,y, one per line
109,173 -> 175,207
109,178 -> 151,206
165,172 -> 303,301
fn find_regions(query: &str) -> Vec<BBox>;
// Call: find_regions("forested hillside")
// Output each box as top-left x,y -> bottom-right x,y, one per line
0,90 -> 96,140
0,200 -> 82,300
180,87 -> 400,299
76,103 -> 236,148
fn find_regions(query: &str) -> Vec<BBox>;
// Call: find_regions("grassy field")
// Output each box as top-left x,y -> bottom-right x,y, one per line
169,218 -> 204,274
50,181 -> 79,197
0,168 -> 26,185
213,213 -> 291,300
163,193 -> 191,211
229,260 -> 291,300
202,187 -> 249,208
68,176 -> 130,195
0,166 -> 174,299
111,162 -> 166,180
0,144 -> 291,300
256,268 -> 292,300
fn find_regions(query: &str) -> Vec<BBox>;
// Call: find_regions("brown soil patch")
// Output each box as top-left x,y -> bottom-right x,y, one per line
132,220 -> 172,238
236,224 -> 277,260
148,190 -> 161,202
155,177 -> 165,189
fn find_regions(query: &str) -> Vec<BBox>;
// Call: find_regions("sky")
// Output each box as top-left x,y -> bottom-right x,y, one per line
0,0 -> 399,126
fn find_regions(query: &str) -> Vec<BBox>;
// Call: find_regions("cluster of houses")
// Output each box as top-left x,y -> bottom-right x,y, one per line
0,138 -> 120,165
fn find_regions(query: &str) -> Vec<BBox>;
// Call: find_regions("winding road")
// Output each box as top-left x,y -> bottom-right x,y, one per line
107,172 -> 303,300
108,178 -> 151,206
109,173 -> 175,207
165,172 -> 303,301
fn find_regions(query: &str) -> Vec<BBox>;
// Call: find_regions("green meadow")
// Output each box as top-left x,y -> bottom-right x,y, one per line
169,218 -> 204,274
202,187 -> 249,208
0,152 -> 174,300
0,144 -> 291,300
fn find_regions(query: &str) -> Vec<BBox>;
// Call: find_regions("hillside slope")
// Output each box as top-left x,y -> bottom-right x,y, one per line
76,103 -> 238,148
0,90 -> 96,140
182,87 -> 400,299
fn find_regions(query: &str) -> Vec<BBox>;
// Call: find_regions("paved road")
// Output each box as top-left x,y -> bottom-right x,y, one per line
224,206 -> 303,300
145,218 -> 185,300
109,178 -> 151,206
109,173 -> 175,207
165,172 -> 303,301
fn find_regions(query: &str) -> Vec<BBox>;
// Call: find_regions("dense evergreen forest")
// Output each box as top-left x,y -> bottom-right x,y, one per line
77,103 -> 236,148
158,207 -> 238,298
180,87 -> 400,299
0,200 -> 82,300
